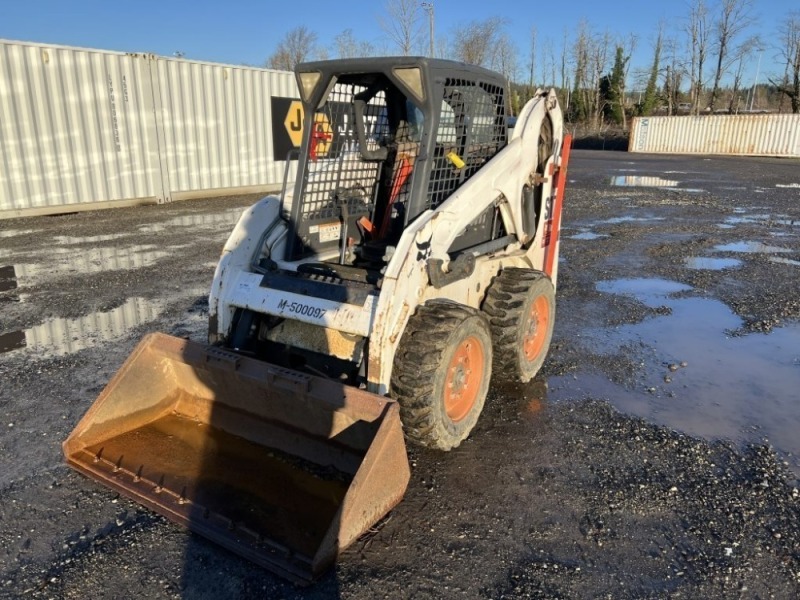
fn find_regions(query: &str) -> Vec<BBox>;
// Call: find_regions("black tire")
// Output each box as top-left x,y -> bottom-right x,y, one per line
390,302 -> 493,451
482,268 -> 555,383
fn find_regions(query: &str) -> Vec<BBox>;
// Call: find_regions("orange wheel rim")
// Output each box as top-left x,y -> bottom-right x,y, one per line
444,335 -> 484,422
523,295 -> 549,361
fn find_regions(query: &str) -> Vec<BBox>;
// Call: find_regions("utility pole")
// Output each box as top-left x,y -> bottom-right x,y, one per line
421,2 -> 434,58
749,51 -> 762,111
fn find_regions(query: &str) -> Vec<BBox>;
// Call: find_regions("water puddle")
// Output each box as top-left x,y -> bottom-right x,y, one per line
52,233 -> 132,244
137,207 -> 245,234
598,215 -> 666,225
665,187 -> 705,194
609,175 -> 678,188
556,278 -> 800,474
684,257 -> 742,270
776,183 -> 800,189
724,214 -> 797,227
567,230 -> 609,240
596,278 -> 691,301
608,175 -> 705,193
0,229 -> 36,239
714,241 -> 792,254
0,297 -> 163,358
10,244 -> 179,287
769,257 -> 800,267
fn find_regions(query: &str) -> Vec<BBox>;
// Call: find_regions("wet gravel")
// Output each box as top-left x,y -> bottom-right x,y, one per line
1,150 -> 799,598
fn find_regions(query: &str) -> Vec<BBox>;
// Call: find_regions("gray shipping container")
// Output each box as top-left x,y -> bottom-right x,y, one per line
629,114 -> 800,157
0,39 -> 299,219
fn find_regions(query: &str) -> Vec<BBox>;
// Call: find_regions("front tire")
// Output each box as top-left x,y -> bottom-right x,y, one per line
391,302 -> 493,451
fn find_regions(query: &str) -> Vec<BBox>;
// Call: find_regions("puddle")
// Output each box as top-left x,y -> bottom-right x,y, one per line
11,245 -> 178,287
567,231 -> 609,240
609,175 -> 678,188
0,297 -> 163,358
52,233 -> 132,244
598,216 -> 666,225
595,278 -> 691,302
776,183 -> 800,189
558,278 -> 800,474
665,187 -> 705,194
717,224 -> 735,229
724,214 -> 797,227
0,229 -> 36,239
137,207 -> 245,234
769,257 -> 800,267
714,241 -> 792,254
684,257 -> 742,270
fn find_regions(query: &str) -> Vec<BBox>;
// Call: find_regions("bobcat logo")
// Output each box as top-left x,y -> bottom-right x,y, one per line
415,236 -> 432,261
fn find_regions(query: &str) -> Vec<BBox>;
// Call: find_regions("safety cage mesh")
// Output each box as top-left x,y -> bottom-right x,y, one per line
298,83 -> 390,221
426,79 -> 507,211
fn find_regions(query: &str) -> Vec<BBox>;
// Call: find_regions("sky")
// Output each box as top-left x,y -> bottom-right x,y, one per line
1,0 -> 795,86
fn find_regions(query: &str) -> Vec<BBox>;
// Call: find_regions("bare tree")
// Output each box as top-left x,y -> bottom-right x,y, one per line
708,0 -> 755,111
727,36 -> 760,113
333,29 -> 376,59
619,34 -> 638,126
528,26 -> 537,89
451,17 -> 507,67
570,22 -> 611,129
686,0 -> 710,115
495,34 -> 518,82
590,31 -> 612,128
773,11 -> 800,113
662,36 -> 682,115
378,0 -> 423,55
266,26 -> 318,71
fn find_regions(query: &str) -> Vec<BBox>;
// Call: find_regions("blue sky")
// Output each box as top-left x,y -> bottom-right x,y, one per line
1,0 -> 794,85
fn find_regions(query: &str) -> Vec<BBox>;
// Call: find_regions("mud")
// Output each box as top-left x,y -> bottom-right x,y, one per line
1,151 -> 799,598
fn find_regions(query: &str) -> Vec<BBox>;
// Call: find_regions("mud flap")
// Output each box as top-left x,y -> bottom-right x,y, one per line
63,333 -> 410,584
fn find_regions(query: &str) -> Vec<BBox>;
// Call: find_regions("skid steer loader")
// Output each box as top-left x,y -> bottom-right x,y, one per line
64,57 -> 571,583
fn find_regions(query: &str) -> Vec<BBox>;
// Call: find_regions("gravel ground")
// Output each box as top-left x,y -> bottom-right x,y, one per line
1,150 -> 799,598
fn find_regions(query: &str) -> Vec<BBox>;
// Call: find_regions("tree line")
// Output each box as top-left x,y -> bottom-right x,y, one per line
265,0 -> 800,127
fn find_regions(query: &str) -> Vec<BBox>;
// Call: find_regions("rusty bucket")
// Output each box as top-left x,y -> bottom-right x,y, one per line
63,333 -> 409,583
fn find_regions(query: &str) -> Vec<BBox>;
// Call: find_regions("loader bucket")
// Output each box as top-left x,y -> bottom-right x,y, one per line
63,332 -> 410,583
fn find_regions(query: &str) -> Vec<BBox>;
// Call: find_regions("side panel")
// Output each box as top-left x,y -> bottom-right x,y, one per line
152,58 -> 298,196
629,114 -> 800,157
0,41 -> 160,214
0,39 -> 300,219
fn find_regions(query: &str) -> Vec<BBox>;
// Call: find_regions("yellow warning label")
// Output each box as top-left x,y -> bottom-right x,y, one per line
282,102 -> 333,159
284,100 -> 304,147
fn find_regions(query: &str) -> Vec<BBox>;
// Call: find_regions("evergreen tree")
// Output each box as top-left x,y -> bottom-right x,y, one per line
604,46 -> 627,124
639,32 -> 662,115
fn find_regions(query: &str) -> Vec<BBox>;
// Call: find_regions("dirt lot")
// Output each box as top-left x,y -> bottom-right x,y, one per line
1,150 -> 799,598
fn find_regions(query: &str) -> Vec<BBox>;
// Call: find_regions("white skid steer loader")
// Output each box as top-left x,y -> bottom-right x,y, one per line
64,57 -> 571,583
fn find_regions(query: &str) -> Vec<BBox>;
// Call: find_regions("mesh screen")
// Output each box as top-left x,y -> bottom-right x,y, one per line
425,79 -> 506,211
299,83 -> 390,221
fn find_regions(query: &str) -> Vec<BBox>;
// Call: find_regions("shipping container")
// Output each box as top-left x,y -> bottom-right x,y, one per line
0,39 -> 299,220
629,114 -> 800,157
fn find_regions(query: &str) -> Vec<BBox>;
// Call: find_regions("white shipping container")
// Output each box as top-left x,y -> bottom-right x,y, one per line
0,39 -> 299,219
629,114 -> 800,157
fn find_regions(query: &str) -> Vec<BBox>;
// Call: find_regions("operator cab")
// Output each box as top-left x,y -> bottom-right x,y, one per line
254,57 -> 511,283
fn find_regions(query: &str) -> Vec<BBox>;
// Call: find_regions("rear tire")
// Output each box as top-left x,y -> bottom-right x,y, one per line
391,302 -> 493,451
482,269 -> 555,383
